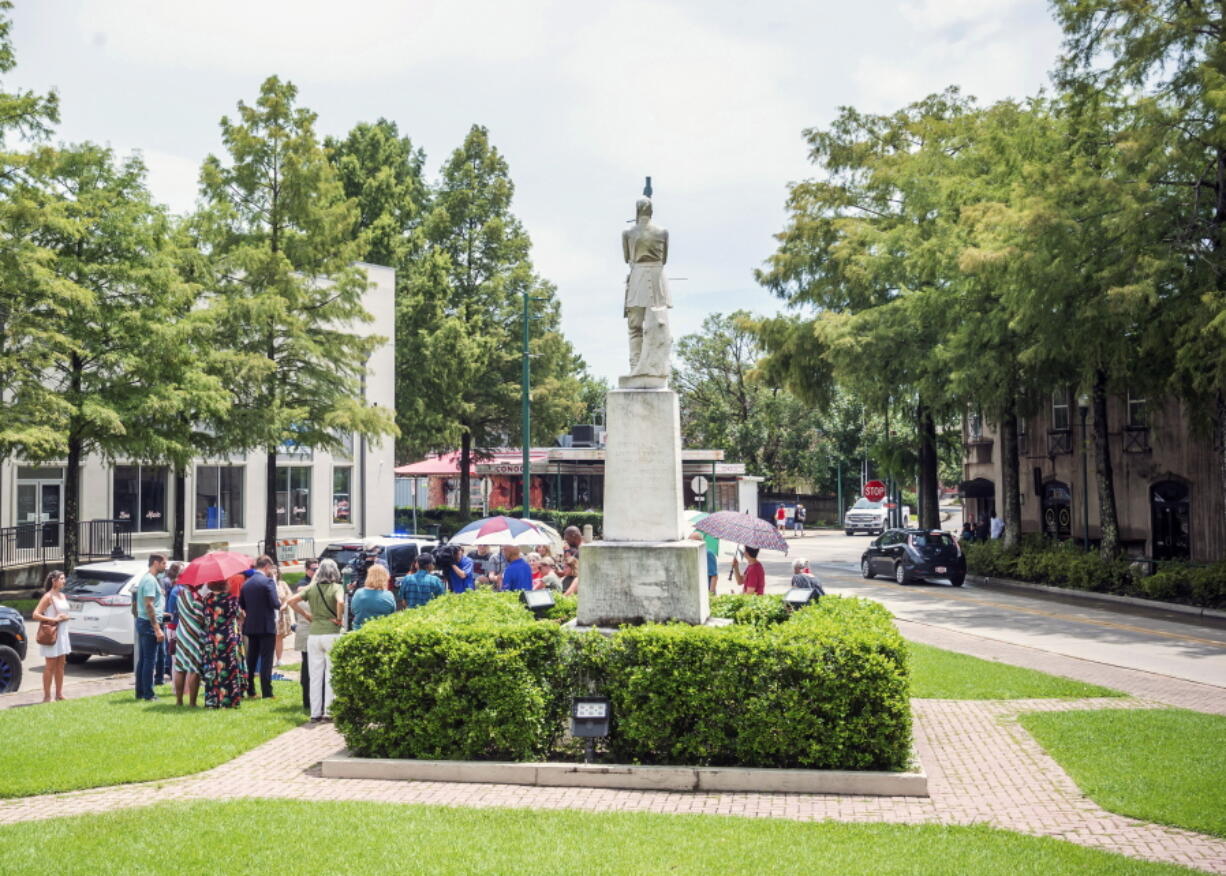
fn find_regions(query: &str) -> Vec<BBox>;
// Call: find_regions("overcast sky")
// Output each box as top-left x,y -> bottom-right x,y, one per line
11,1 -> 1063,381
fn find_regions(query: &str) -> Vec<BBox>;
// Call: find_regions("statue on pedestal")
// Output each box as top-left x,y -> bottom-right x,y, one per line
622,197 -> 671,383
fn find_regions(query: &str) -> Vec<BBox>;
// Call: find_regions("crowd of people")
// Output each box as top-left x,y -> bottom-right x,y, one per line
29,522 -> 807,711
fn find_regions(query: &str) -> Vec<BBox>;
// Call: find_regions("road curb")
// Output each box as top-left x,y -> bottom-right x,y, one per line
967,575 -> 1226,621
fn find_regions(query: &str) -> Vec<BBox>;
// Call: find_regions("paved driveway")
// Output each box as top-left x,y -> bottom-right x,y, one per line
743,530 -> 1226,690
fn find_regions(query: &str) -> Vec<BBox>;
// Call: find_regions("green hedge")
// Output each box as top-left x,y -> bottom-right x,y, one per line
964,538 -> 1226,608
579,598 -> 910,770
709,593 -> 790,627
331,591 -> 569,761
331,592 -> 911,771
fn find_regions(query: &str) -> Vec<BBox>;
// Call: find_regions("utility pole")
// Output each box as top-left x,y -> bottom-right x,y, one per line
836,459 -> 843,524
521,289 -> 531,520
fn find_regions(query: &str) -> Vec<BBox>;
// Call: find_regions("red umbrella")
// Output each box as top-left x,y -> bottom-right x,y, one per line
176,551 -> 253,586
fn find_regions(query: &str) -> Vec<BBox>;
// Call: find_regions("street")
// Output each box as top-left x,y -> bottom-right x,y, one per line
11,528 -> 1226,695
750,529 -> 1226,689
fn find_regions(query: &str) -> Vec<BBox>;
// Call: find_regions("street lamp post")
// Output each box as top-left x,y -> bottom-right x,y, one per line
1078,393 -> 1090,552
521,290 -> 531,521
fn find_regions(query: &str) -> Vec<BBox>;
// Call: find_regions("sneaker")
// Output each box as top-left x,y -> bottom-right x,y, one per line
310,716 -> 323,723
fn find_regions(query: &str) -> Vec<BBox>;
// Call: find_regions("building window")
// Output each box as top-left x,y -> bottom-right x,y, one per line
333,466 -> 352,524
276,467 -> 312,526
1127,392 -> 1148,428
113,465 -> 168,532
196,465 -> 244,530
1052,391 -> 1070,431
967,407 -> 983,441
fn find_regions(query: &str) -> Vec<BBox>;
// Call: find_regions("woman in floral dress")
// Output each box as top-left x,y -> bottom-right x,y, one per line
201,580 -> 244,709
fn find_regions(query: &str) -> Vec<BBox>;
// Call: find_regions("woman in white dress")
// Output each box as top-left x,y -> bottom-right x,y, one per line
32,569 -> 71,703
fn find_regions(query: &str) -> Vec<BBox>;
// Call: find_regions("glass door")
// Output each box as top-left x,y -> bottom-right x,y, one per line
14,468 -> 64,549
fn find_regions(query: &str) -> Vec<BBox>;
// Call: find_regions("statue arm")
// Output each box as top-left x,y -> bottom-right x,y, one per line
622,230 -> 630,264
662,230 -> 669,265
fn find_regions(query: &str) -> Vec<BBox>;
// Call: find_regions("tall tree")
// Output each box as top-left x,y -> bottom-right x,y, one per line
755,90 -> 975,529
1052,0 -> 1226,539
399,125 -> 583,512
0,0 -> 76,464
326,119 -> 433,464
675,312 -> 834,492
31,145 -> 227,569
197,76 -> 398,552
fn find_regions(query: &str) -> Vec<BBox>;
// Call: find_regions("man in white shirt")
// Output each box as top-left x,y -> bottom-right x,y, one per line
990,513 -> 1005,539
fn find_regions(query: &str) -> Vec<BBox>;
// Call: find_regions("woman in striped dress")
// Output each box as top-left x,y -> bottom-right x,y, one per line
172,580 -> 204,707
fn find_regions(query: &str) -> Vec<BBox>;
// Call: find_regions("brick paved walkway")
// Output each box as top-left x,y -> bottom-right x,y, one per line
2,694 -> 1224,873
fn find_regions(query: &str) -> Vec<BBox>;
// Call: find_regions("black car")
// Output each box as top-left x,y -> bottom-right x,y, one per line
861,529 -> 966,586
0,604 -> 27,693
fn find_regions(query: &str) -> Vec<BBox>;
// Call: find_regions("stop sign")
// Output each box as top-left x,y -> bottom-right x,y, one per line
863,480 -> 887,502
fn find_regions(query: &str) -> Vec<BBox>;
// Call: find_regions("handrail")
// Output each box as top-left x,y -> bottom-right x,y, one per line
0,519 -> 133,571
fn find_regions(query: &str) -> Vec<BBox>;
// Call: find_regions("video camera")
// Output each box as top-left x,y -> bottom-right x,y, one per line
433,543 -> 461,572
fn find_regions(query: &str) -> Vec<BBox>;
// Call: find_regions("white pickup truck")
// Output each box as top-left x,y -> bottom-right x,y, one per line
844,498 -> 889,535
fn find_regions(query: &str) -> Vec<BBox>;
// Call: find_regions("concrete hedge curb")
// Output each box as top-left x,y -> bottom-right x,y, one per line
321,751 -> 929,796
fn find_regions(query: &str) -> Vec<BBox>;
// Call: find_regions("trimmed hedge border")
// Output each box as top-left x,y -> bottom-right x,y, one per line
963,539 -> 1226,610
331,591 -> 912,772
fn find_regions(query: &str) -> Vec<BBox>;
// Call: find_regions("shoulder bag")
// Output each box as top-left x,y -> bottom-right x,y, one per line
36,598 -> 59,646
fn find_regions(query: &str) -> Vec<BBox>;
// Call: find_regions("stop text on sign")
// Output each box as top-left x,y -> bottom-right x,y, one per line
863,480 -> 887,502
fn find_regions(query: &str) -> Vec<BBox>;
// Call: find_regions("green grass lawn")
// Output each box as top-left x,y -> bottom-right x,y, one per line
908,641 -> 1124,699
0,681 -> 306,797
279,661 -> 301,672
0,799 -> 1191,875
1022,708 -> 1226,839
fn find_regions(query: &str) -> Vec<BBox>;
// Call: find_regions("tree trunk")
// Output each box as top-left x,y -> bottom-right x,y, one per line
459,430 -> 472,518
917,403 -> 939,530
1217,391 -> 1226,552
1000,394 -> 1022,550
64,433 -> 81,573
1091,370 -> 1121,558
172,465 -> 186,561
263,448 -> 278,561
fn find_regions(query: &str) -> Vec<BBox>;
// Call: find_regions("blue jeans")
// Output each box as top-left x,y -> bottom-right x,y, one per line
135,617 -> 158,699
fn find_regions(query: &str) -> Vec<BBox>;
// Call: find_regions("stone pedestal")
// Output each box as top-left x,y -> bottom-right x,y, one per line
602,387 -> 684,542
579,385 -> 708,625
576,540 -> 709,626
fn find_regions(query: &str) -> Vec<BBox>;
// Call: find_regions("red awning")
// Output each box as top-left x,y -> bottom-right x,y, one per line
394,450 -> 549,477
394,452 -> 472,477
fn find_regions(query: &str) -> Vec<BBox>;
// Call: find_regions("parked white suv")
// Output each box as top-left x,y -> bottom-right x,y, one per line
61,559 -> 150,663
844,498 -> 889,536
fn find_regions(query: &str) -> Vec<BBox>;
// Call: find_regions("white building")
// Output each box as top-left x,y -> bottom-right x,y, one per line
0,263 -> 395,566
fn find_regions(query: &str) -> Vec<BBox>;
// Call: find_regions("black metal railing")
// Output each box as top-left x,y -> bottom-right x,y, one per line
0,519 -> 132,571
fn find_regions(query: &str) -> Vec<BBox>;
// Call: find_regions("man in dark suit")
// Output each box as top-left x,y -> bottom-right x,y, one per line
240,555 -> 281,698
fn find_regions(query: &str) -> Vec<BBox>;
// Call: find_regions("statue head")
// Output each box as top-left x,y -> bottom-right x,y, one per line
635,197 -> 653,221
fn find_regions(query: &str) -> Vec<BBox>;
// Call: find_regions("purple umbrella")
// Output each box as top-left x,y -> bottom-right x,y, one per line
693,511 -> 789,555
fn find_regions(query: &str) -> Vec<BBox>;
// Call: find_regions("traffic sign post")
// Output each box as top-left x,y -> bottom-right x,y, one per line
863,480 -> 887,502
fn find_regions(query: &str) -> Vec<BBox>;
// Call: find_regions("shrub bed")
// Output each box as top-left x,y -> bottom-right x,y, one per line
581,598 -> 910,769
331,592 -> 912,771
709,593 -> 790,627
963,539 -> 1226,609
331,591 -> 569,761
